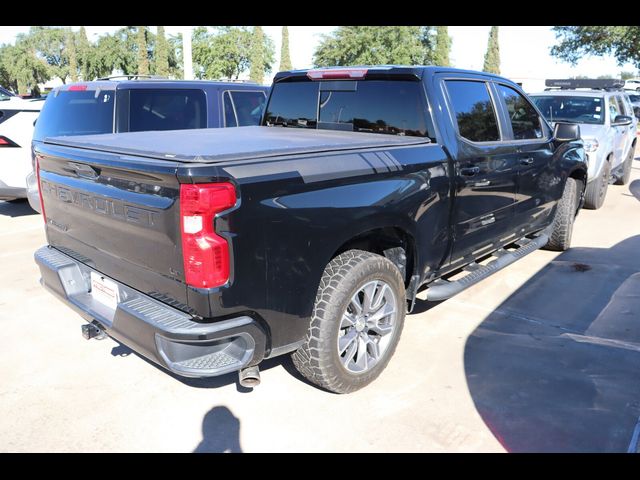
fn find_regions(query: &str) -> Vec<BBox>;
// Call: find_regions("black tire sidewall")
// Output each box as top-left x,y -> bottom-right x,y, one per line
323,255 -> 406,390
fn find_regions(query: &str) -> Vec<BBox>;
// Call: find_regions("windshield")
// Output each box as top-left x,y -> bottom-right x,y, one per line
0,87 -> 15,101
33,90 -> 115,141
530,95 -> 605,125
263,80 -> 434,139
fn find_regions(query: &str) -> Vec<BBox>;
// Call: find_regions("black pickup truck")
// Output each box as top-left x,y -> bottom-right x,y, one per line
33,66 -> 587,393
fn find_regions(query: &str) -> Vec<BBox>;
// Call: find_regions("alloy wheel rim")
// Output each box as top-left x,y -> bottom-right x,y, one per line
337,280 -> 398,373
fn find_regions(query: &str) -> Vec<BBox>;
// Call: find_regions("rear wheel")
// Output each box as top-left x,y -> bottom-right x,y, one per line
292,249 -> 406,394
584,160 -> 611,209
544,178 -> 578,252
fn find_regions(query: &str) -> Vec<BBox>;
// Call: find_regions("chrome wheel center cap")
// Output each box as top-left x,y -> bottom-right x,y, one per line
355,318 -> 366,332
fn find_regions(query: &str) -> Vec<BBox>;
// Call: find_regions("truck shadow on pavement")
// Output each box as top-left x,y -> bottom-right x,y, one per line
0,199 -> 37,218
460,235 -> 640,452
193,406 -> 243,453
630,179 -> 640,202
109,342 -> 316,393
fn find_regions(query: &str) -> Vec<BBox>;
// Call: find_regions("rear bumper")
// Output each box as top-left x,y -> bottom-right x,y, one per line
25,171 -> 41,213
34,245 -> 267,378
0,179 -> 27,200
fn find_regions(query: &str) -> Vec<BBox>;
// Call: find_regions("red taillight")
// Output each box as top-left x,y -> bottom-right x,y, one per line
35,155 -> 46,222
68,85 -> 88,91
180,183 -> 236,289
0,136 -> 19,147
306,68 -> 368,80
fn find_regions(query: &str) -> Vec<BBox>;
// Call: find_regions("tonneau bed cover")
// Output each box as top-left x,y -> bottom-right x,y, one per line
44,125 -> 430,164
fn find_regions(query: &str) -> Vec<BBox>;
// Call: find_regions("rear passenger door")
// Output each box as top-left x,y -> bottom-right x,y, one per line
493,83 -> 557,233
442,78 -> 519,266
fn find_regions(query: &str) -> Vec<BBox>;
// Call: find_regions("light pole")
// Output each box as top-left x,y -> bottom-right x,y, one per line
183,26 -> 193,80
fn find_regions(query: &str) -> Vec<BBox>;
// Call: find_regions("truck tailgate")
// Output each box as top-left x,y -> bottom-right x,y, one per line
35,143 -> 191,312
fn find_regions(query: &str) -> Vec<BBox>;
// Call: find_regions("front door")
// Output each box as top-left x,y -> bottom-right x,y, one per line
493,83 -> 558,233
442,78 -> 518,266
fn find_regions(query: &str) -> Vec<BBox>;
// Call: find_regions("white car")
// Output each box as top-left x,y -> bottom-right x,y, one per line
0,90 -> 42,201
624,78 -> 640,92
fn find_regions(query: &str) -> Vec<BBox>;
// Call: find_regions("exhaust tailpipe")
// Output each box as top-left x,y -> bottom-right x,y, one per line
239,365 -> 261,388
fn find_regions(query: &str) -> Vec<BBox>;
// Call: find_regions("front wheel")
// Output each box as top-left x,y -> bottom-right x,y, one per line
584,160 -> 611,209
614,147 -> 634,186
544,178 -> 578,251
292,249 -> 406,394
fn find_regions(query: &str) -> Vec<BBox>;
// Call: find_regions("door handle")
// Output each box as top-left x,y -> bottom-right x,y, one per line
520,157 -> 534,166
460,166 -> 480,176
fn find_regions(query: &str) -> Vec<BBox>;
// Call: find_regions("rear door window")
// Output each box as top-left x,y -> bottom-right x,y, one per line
223,90 -> 267,127
128,89 -> 207,132
496,84 -> 543,140
33,90 -> 115,141
445,80 -> 500,142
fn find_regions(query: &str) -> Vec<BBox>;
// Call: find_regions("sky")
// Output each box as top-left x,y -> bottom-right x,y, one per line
0,25 -> 636,87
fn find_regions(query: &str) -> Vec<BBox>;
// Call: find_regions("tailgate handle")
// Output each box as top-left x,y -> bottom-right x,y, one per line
68,162 -> 99,180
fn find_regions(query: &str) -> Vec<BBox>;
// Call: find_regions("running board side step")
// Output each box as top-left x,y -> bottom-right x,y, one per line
424,234 -> 549,302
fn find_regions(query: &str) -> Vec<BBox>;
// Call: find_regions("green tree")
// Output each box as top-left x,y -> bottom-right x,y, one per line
192,26 -> 272,80
279,26 -> 292,71
313,26 -> 430,67
167,32 -> 183,78
0,35 -> 49,94
98,27 -> 154,76
31,26 -> 72,83
249,26 -> 266,83
66,29 -> 78,82
551,26 -> 640,69
193,26 -> 251,79
76,27 -> 94,80
483,26 -> 500,74
136,26 -> 149,75
155,26 -> 169,77
433,26 -> 451,66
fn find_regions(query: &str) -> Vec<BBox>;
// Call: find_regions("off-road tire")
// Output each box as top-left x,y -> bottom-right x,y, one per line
291,249 -> 406,394
614,146 -> 634,186
584,159 -> 611,209
544,178 -> 578,252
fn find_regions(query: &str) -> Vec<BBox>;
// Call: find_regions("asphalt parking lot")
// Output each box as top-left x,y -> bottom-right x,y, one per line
1,152 -> 640,452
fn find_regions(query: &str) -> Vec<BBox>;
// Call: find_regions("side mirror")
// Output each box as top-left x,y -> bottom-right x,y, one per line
553,122 -> 581,142
613,115 -> 633,126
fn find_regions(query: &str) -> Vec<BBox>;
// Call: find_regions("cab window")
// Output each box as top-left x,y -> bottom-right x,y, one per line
497,84 -> 543,140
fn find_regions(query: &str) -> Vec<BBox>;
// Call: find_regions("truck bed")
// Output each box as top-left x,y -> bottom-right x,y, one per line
44,126 -> 430,163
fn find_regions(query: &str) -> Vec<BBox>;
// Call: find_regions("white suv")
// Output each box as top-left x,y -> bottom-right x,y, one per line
530,80 -> 638,210
0,89 -> 42,201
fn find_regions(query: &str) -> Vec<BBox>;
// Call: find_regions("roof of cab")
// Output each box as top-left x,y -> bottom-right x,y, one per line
273,65 -> 515,83
55,79 -> 269,93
